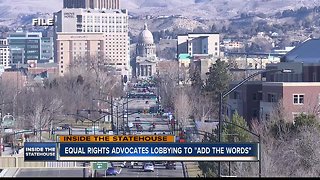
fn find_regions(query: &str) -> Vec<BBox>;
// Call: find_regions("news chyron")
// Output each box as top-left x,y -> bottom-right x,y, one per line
24,135 -> 259,162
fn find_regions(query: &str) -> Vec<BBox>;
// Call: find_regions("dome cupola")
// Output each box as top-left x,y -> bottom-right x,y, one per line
138,23 -> 154,44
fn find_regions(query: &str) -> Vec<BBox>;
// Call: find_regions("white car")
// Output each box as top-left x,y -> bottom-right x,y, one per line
143,163 -> 154,172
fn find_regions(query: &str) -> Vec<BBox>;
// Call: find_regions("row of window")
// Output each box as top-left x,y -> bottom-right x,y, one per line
235,91 -> 307,105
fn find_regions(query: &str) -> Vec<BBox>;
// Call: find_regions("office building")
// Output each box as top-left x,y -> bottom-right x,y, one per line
54,8 -> 130,77
63,0 -> 120,9
7,31 -> 54,65
7,31 -> 42,64
41,37 -> 54,62
0,39 -> 11,69
56,32 -> 105,76
177,33 -> 220,57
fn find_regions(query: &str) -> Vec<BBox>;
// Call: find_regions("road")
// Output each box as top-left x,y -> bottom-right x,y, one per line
16,168 -> 87,177
16,162 -> 184,178
14,83 -> 186,178
110,162 -> 184,178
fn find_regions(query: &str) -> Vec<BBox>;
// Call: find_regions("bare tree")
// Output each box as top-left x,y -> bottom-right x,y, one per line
174,87 -> 192,130
157,61 -> 179,111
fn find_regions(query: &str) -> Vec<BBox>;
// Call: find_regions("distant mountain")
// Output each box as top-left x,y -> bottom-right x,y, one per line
1,0 -> 320,26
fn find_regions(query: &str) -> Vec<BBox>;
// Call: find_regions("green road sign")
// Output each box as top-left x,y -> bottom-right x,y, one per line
92,162 -> 109,170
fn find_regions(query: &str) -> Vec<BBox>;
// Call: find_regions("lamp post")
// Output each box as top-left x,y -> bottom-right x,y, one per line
70,110 -> 108,135
93,97 -> 134,135
217,69 -> 293,177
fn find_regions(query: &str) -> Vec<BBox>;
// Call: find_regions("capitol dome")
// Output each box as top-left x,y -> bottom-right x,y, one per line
139,23 -> 154,44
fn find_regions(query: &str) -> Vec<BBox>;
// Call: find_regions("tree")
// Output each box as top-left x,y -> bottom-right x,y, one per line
190,65 -> 204,92
156,61 -> 179,111
174,88 -> 192,130
222,111 -> 251,142
204,59 -> 231,102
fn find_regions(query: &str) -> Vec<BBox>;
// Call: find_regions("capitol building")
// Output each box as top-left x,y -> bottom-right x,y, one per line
132,23 -> 158,79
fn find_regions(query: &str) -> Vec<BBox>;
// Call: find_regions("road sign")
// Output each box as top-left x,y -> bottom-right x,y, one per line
92,162 -> 109,170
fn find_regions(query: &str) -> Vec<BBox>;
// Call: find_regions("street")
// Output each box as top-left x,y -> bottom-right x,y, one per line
6,81 -> 187,178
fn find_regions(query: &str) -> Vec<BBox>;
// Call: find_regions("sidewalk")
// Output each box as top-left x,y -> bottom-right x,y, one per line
184,162 -> 203,177
184,118 -> 203,178
0,147 -> 23,177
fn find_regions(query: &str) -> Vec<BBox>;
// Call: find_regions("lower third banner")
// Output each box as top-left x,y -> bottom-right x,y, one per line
57,143 -> 259,161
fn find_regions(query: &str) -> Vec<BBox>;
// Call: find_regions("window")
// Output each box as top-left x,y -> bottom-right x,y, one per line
292,112 -> 300,122
253,109 -> 258,118
265,114 -> 270,121
253,93 -> 257,100
293,94 -> 304,104
233,91 -> 240,99
267,94 -> 276,102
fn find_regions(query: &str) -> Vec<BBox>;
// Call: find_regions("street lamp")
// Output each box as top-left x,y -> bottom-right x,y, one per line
0,101 -> 13,156
69,110 -> 108,135
93,97 -> 134,135
218,69 -> 293,177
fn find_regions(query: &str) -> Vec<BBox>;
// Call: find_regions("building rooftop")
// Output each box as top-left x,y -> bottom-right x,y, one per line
282,39 -> 320,63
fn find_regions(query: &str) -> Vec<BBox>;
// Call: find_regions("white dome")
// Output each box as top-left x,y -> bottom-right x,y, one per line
139,23 -> 154,44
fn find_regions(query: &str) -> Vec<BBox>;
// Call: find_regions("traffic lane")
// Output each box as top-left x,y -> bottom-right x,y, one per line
115,163 -> 184,178
16,168 -> 86,177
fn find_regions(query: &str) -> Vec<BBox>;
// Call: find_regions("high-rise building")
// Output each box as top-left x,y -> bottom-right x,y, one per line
41,37 -> 54,62
7,31 -> 42,64
0,39 -> 11,69
63,0 -> 120,9
177,33 -> 220,82
56,32 -> 105,76
177,33 -> 220,57
7,31 -> 54,65
54,7 -> 130,77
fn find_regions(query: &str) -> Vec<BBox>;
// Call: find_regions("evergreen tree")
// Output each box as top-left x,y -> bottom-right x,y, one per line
222,111 -> 251,142
204,59 -> 231,101
190,66 -> 204,92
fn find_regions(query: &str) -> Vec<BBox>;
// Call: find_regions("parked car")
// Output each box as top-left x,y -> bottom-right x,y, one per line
143,162 -> 154,172
105,167 -> 118,176
165,161 -> 176,170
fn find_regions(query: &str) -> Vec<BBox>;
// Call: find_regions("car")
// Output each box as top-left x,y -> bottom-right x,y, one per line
143,162 -> 154,172
165,161 -> 176,170
135,117 -> 140,121
60,124 -> 70,130
154,161 -> 164,165
121,161 -> 134,168
105,167 -> 118,176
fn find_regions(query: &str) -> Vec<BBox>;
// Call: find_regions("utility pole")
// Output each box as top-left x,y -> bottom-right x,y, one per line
122,100 -> 125,135
126,93 -> 129,134
116,103 -> 119,135
111,96 -> 114,132
0,110 -> 2,157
